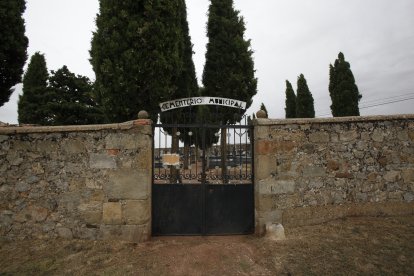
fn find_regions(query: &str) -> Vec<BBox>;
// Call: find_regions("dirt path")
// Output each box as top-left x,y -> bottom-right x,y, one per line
1,215 -> 414,275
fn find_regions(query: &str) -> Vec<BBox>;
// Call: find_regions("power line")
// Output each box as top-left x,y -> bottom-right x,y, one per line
360,92 -> 414,105
360,96 -> 414,109
316,92 -> 414,114
316,92 -> 414,102
316,96 -> 414,117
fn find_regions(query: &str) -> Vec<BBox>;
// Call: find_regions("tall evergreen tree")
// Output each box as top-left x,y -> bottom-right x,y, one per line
177,0 -> 198,103
296,74 -> 315,118
202,0 -> 257,180
202,0 -> 257,124
175,17 -> 199,166
90,0 -> 183,123
42,66 -> 103,125
18,52 -> 49,124
161,0 -> 198,125
0,0 -> 28,107
285,80 -> 296,118
329,52 -> 362,117
160,0 -> 199,180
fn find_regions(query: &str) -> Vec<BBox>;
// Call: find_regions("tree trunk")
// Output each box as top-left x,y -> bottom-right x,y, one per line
183,140 -> 189,170
170,127 -> 181,183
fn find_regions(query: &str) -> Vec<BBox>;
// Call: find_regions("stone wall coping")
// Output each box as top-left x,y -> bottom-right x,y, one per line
0,119 -> 152,134
253,114 -> 414,126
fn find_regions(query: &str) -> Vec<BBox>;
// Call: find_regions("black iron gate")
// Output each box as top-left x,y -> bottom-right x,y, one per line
152,118 -> 254,236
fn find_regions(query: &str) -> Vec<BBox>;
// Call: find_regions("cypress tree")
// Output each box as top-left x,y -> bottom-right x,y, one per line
296,74 -> 315,118
0,0 -> 28,107
90,0 -> 182,123
159,0 -> 199,180
329,52 -> 362,117
43,66 -> 104,125
177,0 -> 198,103
285,80 -> 297,118
175,11 -> 199,166
202,0 -> 257,180
160,0 -> 198,126
202,0 -> 257,124
18,52 -> 49,124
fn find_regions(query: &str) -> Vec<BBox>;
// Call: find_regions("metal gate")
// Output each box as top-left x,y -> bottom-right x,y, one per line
152,117 -> 254,236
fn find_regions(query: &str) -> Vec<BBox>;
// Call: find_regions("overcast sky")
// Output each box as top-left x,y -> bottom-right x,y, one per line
1,0 -> 413,124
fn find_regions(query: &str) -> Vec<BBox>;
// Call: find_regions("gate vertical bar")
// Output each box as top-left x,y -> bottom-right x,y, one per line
201,126 -> 206,235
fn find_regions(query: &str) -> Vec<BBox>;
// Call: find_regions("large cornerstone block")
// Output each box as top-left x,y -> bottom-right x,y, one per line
259,179 -> 295,195
123,200 -> 150,225
103,202 -> 122,224
105,169 -> 150,200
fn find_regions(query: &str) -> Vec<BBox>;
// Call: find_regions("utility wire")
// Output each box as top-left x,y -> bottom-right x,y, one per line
317,92 -> 414,114
314,92 -> 414,103
316,96 -> 414,117
359,92 -> 414,105
360,96 -> 414,109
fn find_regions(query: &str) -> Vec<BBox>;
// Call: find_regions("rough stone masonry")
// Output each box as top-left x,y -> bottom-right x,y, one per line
0,120 -> 152,242
254,114 -> 414,234
2,114 -> 414,241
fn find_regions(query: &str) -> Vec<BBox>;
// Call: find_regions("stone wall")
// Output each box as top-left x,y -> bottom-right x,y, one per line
3,114 -> 414,240
254,115 -> 414,234
0,119 -> 152,242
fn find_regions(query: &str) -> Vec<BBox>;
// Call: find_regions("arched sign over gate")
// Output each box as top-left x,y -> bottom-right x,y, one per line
159,97 -> 247,112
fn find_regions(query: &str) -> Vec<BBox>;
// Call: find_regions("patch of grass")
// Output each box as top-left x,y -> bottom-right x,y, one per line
15,258 -> 58,275
239,259 -> 251,272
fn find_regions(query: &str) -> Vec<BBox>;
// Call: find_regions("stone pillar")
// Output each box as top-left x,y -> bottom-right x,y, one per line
100,112 -> 153,243
254,121 -> 277,235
